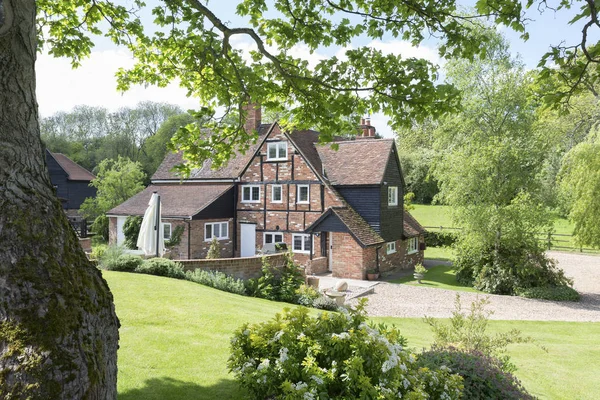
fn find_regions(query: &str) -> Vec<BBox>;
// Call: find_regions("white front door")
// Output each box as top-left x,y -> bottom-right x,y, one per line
328,232 -> 333,272
240,223 -> 256,257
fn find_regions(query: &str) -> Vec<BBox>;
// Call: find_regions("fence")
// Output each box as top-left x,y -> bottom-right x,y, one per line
422,225 -> 599,254
69,218 -> 88,238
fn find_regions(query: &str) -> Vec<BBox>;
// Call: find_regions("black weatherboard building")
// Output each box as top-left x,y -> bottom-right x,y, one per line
45,149 -> 97,214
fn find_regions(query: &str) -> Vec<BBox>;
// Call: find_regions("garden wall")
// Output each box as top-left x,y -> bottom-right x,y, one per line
177,253 -> 289,280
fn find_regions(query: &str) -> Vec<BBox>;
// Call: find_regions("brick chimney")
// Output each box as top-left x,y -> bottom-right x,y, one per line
243,102 -> 261,134
358,116 -> 377,138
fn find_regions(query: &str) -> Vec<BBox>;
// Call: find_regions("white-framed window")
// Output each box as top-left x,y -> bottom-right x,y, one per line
407,237 -> 418,254
267,141 -> 288,161
264,232 -> 284,244
163,223 -> 172,241
242,185 -> 261,203
297,184 -> 310,204
388,186 -> 398,206
386,241 -> 396,254
205,221 -> 229,241
271,184 -> 282,203
292,233 -> 312,254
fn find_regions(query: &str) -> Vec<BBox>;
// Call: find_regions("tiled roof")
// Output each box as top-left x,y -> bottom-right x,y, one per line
49,152 -> 95,181
152,124 -> 274,181
403,210 -> 426,237
107,184 -> 233,218
316,139 -> 395,185
306,206 -> 385,247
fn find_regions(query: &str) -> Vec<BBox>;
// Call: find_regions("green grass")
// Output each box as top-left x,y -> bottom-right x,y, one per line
423,245 -> 455,260
388,264 -> 481,293
106,271 -> 600,400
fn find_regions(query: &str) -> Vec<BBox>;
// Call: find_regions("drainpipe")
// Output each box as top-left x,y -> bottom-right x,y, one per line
186,219 -> 191,259
155,193 -> 161,258
375,245 -> 383,273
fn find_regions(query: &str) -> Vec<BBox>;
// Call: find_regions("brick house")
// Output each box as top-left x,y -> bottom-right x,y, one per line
107,106 -> 425,279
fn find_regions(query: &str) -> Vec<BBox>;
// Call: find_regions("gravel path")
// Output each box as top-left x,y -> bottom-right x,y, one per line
347,251 -> 600,322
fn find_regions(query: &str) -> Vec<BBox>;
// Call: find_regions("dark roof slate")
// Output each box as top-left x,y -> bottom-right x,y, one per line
107,184 -> 233,218
316,139 -> 395,185
403,210 -> 427,237
152,124 -> 273,181
49,152 -> 96,181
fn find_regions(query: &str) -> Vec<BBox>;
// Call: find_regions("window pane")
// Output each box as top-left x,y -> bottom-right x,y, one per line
304,235 -> 311,251
275,234 -> 283,243
278,142 -> 287,158
299,186 -> 308,202
293,236 -> 302,250
252,186 -> 260,201
268,144 -> 277,159
221,222 -> 228,238
205,224 -> 212,239
265,234 -> 273,244
213,223 -> 220,238
243,186 -> 250,200
163,224 -> 171,239
273,186 -> 281,201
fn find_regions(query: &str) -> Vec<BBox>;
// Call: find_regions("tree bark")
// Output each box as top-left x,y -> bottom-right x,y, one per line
0,1 -> 119,398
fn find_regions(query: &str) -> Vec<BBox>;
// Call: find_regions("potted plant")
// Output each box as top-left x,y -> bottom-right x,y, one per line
366,268 -> 379,281
413,263 -> 427,284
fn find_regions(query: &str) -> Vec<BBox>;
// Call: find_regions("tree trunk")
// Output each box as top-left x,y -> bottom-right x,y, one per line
0,1 -> 119,399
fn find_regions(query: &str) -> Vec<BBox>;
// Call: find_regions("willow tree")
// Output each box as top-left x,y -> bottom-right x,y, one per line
0,0 -> 597,397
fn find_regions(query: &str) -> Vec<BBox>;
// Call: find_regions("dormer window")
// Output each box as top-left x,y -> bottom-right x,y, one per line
267,142 -> 288,161
388,186 -> 398,206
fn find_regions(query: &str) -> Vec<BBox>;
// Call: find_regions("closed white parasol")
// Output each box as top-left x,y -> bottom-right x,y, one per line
136,192 -> 165,257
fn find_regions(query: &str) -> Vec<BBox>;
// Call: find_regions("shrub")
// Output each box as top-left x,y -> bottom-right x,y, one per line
108,254 -> 144,272
311,295 -> 338,311
425,231 -> 457,247
165,225 -> 184,249
91,214 -> 109,242
454,243 -> 572,295
135,258 -> 185,279
123,216 -> 143,249
295,284 -> 320,307
98,245 -> 125,270
185,269 -> 246,296
418,347 -> 535,400
424,294 -> 541,373
206,237 -> 221,259
89,244 -> 108,261
228,300 -> 463,400
516,285 -> 580,302
249,252 -> 304,303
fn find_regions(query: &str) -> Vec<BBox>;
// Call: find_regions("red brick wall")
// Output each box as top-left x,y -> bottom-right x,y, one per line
306,257 -> 328,275
330,232 -> 365,279
378,235 -> 425,273
178,253 -> 288,280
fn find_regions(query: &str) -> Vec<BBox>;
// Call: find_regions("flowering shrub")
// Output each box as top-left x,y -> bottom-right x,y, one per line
418,347 -> 535,400
228,299 -> 463,399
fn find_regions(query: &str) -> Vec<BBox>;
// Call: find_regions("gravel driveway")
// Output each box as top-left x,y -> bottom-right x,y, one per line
347,251 -> 600,322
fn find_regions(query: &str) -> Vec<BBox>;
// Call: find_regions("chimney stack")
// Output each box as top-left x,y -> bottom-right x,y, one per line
243,102 -> 262,134
358,116 -> 377,138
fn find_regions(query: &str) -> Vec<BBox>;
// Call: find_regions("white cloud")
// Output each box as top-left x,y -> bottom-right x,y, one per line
367,40 -> 441,65
36,49 -> 200,117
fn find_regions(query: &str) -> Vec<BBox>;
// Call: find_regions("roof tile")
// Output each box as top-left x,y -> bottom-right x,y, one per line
49,152 -> 96,181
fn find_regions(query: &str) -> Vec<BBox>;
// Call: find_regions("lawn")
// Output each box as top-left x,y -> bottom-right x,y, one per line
106,271 -> 600,400
388,264 -> 481,293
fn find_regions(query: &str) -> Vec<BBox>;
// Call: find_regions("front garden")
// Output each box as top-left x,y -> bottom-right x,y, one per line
106,271 -> 600,400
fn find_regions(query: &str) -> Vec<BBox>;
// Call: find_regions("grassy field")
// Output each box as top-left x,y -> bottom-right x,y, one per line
106,271 -> 600,400
410,204 -> 600,254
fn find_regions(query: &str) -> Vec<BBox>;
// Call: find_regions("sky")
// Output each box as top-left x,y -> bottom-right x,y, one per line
36,1 -> 589,138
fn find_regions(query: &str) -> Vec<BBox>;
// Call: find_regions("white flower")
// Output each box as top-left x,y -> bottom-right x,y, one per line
311,375 -> 324,385
242,329 -> 250,336
297,332 -> 306,340
293,381 -> 308,391
279,347 -> 289,363
257,359 -> 270,371
403,378 -> 410,389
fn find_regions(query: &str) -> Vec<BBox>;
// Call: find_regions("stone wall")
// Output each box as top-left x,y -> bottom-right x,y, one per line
177,253 -> 288,280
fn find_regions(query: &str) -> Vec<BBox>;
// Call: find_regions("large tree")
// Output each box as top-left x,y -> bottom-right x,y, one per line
0,0 -> 597,397
0,1 -> 118,398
